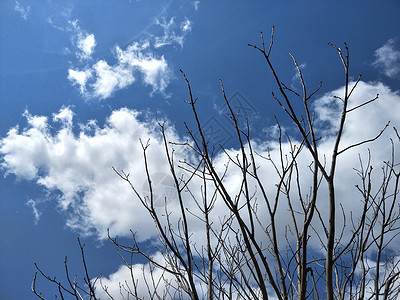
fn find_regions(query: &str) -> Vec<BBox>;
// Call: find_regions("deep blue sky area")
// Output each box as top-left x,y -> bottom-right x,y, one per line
1,1 -> 400,299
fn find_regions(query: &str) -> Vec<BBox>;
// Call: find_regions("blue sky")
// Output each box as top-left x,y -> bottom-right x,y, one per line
1,1 -> 400,299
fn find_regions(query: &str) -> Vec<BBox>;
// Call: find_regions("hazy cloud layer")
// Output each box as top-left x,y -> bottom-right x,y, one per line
373,39 -> 400,79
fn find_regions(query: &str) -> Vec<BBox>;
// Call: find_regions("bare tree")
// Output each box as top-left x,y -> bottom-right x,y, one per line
33,27 -> 400,300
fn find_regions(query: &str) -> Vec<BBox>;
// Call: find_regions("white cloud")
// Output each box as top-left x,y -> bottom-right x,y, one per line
290,62 -> 306,90
181,18 -> 192,33
0,107 -> 187,240
133,55 -> 170,95
2,82 -> 399,241
68,42 -> 171,99
76,33 -> 96,60
154,17 -> 192,48
53,106 -> 74,127
96,252 -> 186,299
47,17 -> 66,32
373,39 -> 400,79
1,82 -> 399,295
14,1 -> 30,20
309,81 -> 400,238
95,252 -> 264,299
193,1 -> 200,11
45,17 -> 97,60
69,20 -> 97,61
61,16 -> 193,98
67,69 -> 92,94
91,60 -> 135,99
46,10 -> 193,99
26,199 -> 41,224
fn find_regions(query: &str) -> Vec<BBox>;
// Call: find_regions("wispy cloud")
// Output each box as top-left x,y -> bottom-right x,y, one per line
290,62 -> 306,90
193,1 -> 200,11
154,17 -> 192,48
373,38 -> 400,79
26,199 -> 41,224
181,18 -> 192,33
14,1 -> 30,20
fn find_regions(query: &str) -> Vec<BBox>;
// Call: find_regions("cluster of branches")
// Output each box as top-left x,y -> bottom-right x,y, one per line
33,28 -> 400,300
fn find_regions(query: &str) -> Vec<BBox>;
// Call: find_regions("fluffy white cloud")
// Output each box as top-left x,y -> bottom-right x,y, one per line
47,16 -> 171,98
68,42 -> 171,99
68,20 -> 97,61
64,15 -> 194,99
91,60 -> 135,99
95,252 -> 265,300
76,33 -> 96,60
46,11 -> 192,99
373,39 -> 400,79
1,82 -> 399,296
67,69 -> 92,94
0,82 -> 400,238
290,62 -> 306,90
2,82 -> 399,240
96,252 -> 188,299
0,107 -> 186,239
134,56 -> 170,94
